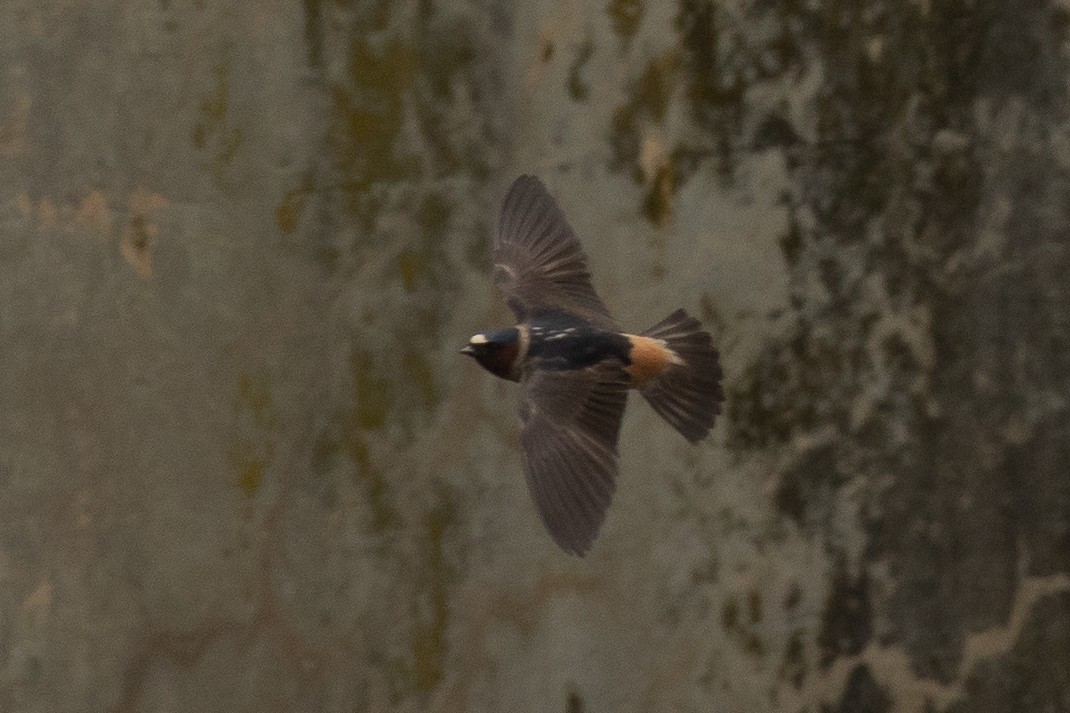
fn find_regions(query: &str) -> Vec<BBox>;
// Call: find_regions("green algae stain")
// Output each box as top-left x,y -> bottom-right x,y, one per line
607,0 -> 747,190
402,348 -> 438,412
397,248 -> 425,292
276,30 -> 422,260
229,371 -> 277,496
235,455 -> 269,496
387,192 -> 454,293
411,502 -> 453,694
349,347 -> 391,431
417,13 -> 476,100
722,596 -> 739,629
747,588 -> 763,623
363,457 -> 398,532
610,54 -> 680,175
608,0 -> 644,42
235,372 -> 276,428
329,422 -> 398,534
417,191 -> 452,237
332,38 -> 421,220
307,407 -> 399,537
608,54 -> 683,225
780,629 -> 808,689
636,55 -> 679,122
568,35 -> 595,101
192,61 -> 228,149
192,58 -> 244,179
274,171 -> 341,270
276,186 -> 305,235
342,345 -> 417,534
386,495 -> 459,701
642,163 -> 676,227
742,631 -> 766,657
346,337 -> 441,446
340,258 -> 448,531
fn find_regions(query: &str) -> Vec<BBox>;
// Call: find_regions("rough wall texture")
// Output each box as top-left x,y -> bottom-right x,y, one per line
1,1 -> 1068,712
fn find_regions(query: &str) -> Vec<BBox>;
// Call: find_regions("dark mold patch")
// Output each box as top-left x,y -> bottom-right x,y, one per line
818,560 -> 871,668
725,0 -> 1070,687
541,38 -> 555,64
779,629 -> 807,690
774,444 -> 843,531
675,0 -> 746,177
302,0 -> 324,69
829,664 -> 890,713
721,592 -> 767,657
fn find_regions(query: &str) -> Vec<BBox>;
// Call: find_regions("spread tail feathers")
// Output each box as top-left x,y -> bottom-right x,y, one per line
639,309 -> 724,443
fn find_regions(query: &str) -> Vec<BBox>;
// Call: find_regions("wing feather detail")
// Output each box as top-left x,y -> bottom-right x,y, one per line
494,175 -> 618,330
518,364 -> 629,555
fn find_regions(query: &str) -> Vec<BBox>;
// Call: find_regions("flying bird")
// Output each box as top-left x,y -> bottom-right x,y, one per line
462,175 -> 724,555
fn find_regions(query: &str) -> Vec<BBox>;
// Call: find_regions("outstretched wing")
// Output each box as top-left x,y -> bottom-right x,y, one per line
518,363 -> 629,556
494,175 -> 618,330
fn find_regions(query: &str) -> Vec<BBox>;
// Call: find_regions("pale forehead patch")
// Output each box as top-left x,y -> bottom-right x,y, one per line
469,333 -> 488,344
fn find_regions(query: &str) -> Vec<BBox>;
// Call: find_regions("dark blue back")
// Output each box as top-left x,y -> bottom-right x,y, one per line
527,311 -> 630,371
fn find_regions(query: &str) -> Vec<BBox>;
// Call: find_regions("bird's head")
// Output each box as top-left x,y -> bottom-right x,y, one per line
460,328 -> 522,381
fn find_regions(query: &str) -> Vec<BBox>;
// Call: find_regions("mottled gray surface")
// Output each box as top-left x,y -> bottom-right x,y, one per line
1,1 -> 1068,712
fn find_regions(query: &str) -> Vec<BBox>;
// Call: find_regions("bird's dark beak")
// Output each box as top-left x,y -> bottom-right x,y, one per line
460,345 -> 475,357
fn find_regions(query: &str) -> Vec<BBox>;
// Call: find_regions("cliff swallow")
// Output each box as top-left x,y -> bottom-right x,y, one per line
462,175 -> 724,555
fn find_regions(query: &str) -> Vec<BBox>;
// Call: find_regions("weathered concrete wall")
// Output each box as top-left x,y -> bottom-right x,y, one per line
1,1 -> 1068,712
